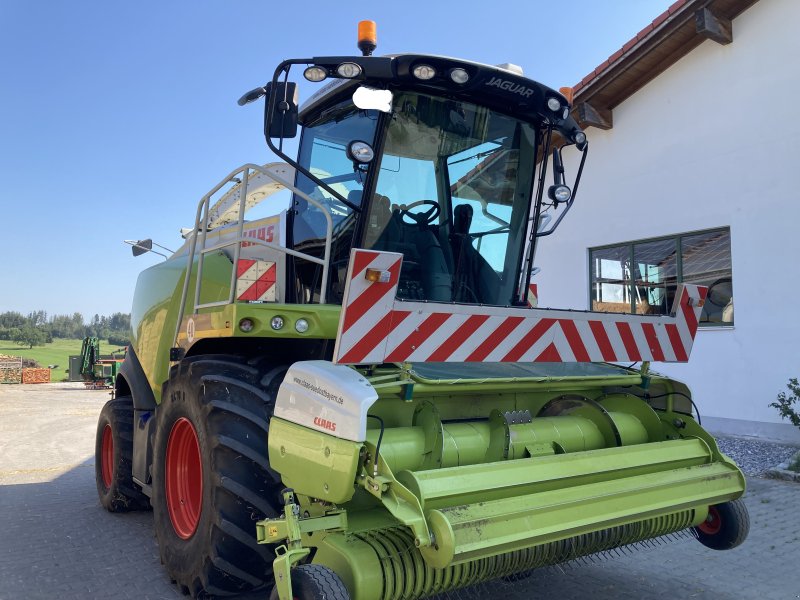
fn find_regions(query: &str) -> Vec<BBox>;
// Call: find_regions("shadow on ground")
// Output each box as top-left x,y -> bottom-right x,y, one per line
1,464 -> 798,600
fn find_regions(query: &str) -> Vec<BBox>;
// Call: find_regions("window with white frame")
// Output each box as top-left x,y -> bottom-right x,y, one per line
589,227 -> 733,326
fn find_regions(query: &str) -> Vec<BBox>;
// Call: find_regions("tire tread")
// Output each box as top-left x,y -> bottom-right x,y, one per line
695,498 -> 749,550
95,396 -> 149,512
153,356 -> 286,598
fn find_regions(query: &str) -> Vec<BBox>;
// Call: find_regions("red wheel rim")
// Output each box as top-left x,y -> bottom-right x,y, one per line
101,424 -> 114,489
698,505 -> 722,535
165,417 -> 203,539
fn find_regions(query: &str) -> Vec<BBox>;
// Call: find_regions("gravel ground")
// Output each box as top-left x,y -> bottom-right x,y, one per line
716,435 -> 799,476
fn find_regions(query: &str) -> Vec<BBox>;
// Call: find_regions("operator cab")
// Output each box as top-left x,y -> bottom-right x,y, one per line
243,24 -> 587,307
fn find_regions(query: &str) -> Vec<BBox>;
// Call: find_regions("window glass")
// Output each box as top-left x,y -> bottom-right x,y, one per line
633,238 -> 677,315
682,229 -> 733,324
293,102 -> 379,246
366,92 -> 538,305
591,246 -> 632,313
449,141 -> 516,274
290,101 -> 380,303
589,227 -> 732,326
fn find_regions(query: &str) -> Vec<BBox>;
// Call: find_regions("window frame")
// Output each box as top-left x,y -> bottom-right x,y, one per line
588,226 -> 733,328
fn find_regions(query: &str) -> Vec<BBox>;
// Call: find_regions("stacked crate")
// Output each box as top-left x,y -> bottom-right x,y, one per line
0,355 -> 23,383
22,368 -> 50,384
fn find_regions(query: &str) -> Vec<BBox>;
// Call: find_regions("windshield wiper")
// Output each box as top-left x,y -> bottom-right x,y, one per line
448,145 -> 503,167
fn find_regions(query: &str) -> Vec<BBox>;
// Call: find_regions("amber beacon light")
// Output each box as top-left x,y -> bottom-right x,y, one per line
358,20 -> 377,56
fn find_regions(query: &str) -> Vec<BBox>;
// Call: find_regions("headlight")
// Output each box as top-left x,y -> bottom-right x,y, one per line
239,318 -> 255,332
547,97 -> 561,112
449,68 -> 469,84
295,319 -> 309,333
347,140 -> 375,164
336,62 -> 362,78
412,64 -> 436,80
303,66 -> 328,82
548,184 -> 572,203
270,316 -> 285,330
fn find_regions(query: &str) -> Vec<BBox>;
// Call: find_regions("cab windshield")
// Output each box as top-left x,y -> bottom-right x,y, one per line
364,91 -> 539,305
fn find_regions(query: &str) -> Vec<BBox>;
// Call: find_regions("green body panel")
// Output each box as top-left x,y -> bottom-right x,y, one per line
130,254 -> 206,404
307,533 -> 386,600
268,418 -> 361,504
129,251 -> 340,404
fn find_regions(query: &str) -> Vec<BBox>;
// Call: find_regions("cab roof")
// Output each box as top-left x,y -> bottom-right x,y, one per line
296,53 -> 584,142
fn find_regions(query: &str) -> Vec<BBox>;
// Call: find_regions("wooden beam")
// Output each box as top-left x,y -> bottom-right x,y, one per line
695,7 -> 733,45
574,102 -> 613,130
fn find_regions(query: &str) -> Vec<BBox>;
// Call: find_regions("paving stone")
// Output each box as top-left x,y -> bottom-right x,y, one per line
1,383 -> 799,599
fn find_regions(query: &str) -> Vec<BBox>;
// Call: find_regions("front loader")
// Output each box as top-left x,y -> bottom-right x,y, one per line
95,22 -> 749,600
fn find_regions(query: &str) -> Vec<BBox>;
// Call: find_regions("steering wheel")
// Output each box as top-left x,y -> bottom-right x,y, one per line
399,200 -> 441,226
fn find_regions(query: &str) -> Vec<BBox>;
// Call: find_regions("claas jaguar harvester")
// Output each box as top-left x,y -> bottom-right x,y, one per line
95,22 -> 749,600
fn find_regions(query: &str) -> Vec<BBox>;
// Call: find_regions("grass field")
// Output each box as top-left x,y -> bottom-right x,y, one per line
0,338 -> 125,381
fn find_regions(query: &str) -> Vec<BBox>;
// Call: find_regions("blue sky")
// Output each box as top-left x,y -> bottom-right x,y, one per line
0,0 -> 671,318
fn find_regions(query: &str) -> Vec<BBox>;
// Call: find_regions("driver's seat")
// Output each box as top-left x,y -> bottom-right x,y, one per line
451,203 -> 479,302
371,203 -> 452,302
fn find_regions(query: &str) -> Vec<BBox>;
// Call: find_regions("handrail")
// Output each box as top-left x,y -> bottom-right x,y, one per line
173,163 -> 334,347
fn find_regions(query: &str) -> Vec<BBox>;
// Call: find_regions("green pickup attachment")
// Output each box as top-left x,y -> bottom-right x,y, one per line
258,388 -> 746,600
405,438 -> 742,567
259,434 -> 744,599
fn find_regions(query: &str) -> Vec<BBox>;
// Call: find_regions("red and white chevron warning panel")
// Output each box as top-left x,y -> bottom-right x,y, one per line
236,259 -> 276,302
332,249 -> 707,365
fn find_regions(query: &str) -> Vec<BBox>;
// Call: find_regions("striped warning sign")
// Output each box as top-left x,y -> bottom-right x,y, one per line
236,259 -> 277,302
332,249 -> 707,365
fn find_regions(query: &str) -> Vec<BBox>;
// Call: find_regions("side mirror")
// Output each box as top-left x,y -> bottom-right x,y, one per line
124,239 -> 170,259
132,239 -> 153,257
264,81 -> 299,140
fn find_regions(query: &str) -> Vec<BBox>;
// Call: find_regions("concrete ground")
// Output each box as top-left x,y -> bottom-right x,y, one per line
1,383 -> 798,600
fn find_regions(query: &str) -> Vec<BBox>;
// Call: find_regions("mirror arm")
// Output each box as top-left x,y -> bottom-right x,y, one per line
552,147 -> 565,185
517,126 -> 553,304
276,67 -> 291,153
536,141 -> 589,238
263,60 -> 362,213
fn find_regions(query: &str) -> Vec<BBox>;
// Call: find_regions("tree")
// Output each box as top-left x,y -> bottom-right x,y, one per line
27,310 -> 48,328
13,326 -> 47,349
0,311 -> 26,329
108,312 -> 131,332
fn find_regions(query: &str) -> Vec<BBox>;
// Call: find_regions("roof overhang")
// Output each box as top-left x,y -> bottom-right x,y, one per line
571,0 -> 760,131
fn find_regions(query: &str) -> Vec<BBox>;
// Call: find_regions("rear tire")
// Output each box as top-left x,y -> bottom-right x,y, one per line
152,355 -> 287,598
694,498 -> 749,550
95,396 -> 150,512
268,565 -> 350,600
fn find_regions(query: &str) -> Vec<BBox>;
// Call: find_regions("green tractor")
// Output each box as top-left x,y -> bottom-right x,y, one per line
79,336 -> 125,389
96,22 -> 749,600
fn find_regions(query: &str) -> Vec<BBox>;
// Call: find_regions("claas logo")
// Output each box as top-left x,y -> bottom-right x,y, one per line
241,224 -> 276,248
313,416 -> 336,432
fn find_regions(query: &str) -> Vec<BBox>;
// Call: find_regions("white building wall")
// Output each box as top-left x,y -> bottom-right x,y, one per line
535,0 -> 800,442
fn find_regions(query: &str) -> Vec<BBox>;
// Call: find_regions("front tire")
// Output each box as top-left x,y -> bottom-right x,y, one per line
152,355 -> 286,597
268,565 -> 350,600
694,498 -> 750,550
95,397 -> 150,512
